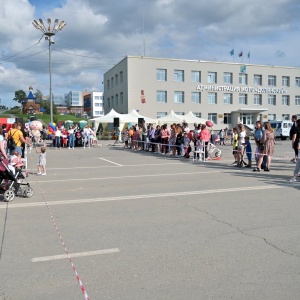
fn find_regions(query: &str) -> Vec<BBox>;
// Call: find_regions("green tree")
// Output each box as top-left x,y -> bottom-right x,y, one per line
34,89 -> 43,102
13,90 -> 27,105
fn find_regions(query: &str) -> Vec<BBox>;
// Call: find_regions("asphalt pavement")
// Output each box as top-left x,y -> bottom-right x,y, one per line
0,140 -> 299,300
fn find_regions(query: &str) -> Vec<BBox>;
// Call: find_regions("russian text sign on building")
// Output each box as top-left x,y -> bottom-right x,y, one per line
196,85 -> 287,94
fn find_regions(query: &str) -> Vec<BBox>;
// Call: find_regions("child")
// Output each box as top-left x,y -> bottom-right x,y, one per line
183,132 -> 191,158
232,128 -> 238,165
36,145 -> 47,175
8,150 -> 24,175
194,135 -> 205,160
243,136 -> 252,168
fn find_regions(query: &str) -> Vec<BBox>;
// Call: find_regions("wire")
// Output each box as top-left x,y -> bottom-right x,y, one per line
0,36 -> 44,64
0,202 -> 9,263
53,49 -> 125,60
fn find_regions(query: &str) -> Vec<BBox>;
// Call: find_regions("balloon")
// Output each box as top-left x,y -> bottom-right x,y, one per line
206,120 -> 214,127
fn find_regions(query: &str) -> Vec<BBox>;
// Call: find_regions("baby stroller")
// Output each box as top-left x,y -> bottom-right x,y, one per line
207,142 -> 222,158
75,132 -> 83,147
0,156 -> 33,202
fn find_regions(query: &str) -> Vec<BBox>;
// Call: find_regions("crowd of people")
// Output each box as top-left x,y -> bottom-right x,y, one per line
121,116 -> 300,181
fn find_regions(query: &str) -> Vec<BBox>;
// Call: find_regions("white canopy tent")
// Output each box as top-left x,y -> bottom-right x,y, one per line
157,110 -> 207,126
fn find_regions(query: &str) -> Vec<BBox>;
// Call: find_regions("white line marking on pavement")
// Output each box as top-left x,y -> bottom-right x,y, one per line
99,157 -> 123,166
26,162 -> 183,171
0,185 -> 284,209
32,248 -> 120,262
34,170 -> 221,183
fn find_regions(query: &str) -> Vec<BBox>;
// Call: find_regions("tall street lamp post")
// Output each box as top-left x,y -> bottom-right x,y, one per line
32,18 -> 66,124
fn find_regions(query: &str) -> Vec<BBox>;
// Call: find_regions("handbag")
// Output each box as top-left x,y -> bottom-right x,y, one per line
259,143 -> 264,151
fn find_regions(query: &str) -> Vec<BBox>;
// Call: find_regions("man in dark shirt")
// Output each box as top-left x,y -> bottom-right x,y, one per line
290,115 -> 299,163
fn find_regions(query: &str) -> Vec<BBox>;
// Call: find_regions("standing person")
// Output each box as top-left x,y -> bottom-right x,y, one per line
199,124 -> 211,159
219,129 -> 225,145
170,123 -> 177,156
243,136 -> 252,168
175,124 -> 183,156
253,121 -> 266,169
160,124 -> 170,155
289,119 -> 300,181
154,125 -> 161,153
232,128 -> 239,164
290,115 -> 298,163
237,124 -> 246,166
253,122 -> 275,172
68,126 -> 75,149
55,127 -> 62,150
36,145 -> 47,175
83,125 -> 91,149
5,121 -> 31,155
2,124 -> 7,138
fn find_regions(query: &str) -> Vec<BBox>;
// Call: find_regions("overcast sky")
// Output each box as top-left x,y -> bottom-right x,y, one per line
0,0 -> 299,107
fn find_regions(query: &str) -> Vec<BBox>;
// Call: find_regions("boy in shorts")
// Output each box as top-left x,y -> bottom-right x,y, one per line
232,128 -> 238,165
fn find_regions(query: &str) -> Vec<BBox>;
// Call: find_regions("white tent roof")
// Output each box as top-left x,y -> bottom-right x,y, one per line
157,110 -> 183,124
157,110 -> 207,125
127,110 -> 157,123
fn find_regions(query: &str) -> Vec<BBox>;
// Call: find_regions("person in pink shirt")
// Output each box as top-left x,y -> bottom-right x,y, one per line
160,124 -> 170,154
200,124 -> 211,159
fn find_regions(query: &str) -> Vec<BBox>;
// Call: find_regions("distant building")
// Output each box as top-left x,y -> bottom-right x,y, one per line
83,92 -> 104,118
65,91 -> 83,114
22,86 -> 40,114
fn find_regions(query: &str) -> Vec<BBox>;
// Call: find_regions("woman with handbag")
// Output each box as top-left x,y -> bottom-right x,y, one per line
253,122 -> 275,172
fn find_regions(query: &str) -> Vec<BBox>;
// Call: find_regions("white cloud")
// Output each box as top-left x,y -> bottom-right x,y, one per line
0,0 -> 299,106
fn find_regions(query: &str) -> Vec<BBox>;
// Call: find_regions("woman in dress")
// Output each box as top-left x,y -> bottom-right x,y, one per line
253,122 -> 275,172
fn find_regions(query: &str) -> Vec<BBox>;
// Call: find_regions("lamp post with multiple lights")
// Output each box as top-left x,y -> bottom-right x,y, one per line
32,18 -> 66,123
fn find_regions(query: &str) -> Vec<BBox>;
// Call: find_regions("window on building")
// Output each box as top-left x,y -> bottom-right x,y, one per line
95,111 -> 100,116
107,80 -> 110,90
224,113 -> 232,124
208,92 -> 217,104
107,98 -> 110,108
268,94 -> 276,105
223,72 -> 232,84
111,77 -> 114,88
111,96 -> 114,107
157,112 -> 167,118
120,71 -> 123,83
193,112 -> 201,118
295,96 -> 300,106
239,93 -> 248,105
115,74 -> 118,85
268,114 -> 276,121
282,76 -> 290,87
254,74 -> 262,85
223,93 -> 233,104
174,70 -> 184,82
282,114 -> 290,120
120,92 -> 123,104
95,103 -> 100,107
115,94 -> 118,105
156,69 -> 167,81
175,112 -> 185,115
208,113 -> 217,124
296,77 -> 300,87
174,91 -> 184,103
94,96 -> 99,100
268,75 -> 276,86
282,95 -> 290,106
254,94 -> 262,105
191,71 -> 201,82
239,73 -> 248,85
191,92 -> 201,104
208,72 -> 217,83
156,90 -> 167,103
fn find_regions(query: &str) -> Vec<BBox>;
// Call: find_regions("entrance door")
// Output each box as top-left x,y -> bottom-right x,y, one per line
240,113 -> 255,129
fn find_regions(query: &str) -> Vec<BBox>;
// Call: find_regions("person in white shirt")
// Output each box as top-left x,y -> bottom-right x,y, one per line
68,126 -> 75,149
55,128 -> 62,149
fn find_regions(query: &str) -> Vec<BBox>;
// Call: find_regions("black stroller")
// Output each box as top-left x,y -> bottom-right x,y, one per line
75,131 -> 83,147
0,156 -> 33,202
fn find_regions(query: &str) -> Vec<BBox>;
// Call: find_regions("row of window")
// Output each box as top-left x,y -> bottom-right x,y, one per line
107,71 -> 124,89
156,112 -> 297,125
157,91 -> 300,106
107,92 -> 124,108
157,69 -> 300,87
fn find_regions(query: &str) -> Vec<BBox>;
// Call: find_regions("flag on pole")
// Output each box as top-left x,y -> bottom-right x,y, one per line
238,51 -> 243,57
230,49 -> 234,56
247,51 -> 250,58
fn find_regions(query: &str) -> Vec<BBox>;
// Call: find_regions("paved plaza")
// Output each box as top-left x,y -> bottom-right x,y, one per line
0,140 -> 299,300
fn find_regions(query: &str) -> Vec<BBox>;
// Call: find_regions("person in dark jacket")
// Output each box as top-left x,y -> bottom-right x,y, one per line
290,115 -> 299,163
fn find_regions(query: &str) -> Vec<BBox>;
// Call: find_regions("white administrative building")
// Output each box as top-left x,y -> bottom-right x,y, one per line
103,56 -> 300,130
